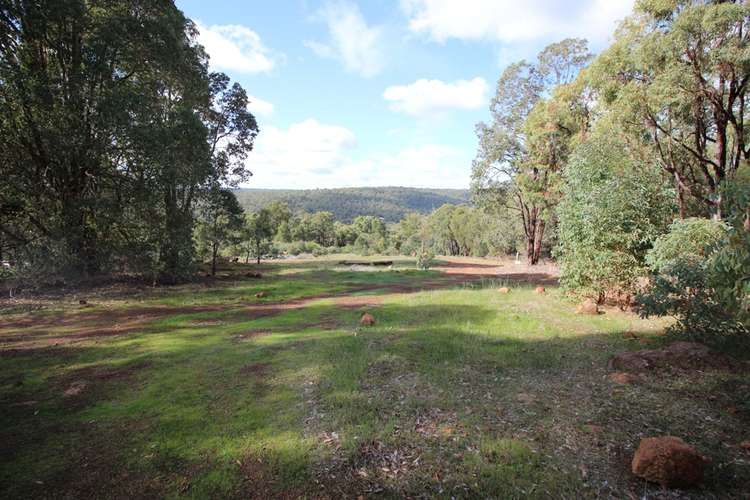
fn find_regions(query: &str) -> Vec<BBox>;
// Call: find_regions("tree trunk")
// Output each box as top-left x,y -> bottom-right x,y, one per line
675,171 -> 686,219
211,243 -> 218,276
256,239 -> 261,265
531,219 -> 545,265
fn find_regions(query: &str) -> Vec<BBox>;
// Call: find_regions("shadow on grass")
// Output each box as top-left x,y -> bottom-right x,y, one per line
1,293 -> 748,499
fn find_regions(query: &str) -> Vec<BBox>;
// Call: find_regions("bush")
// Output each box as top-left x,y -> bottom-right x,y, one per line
645,218 -> 729,273
556,136 -> 674,302
638,218 -> 748,345
416,246 -> 435,270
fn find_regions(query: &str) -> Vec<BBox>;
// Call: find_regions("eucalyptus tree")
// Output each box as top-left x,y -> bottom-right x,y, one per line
588,0 -> 750,219
472,39 -> 592,264
0,1 -> 258,281
195,188 -> 244,276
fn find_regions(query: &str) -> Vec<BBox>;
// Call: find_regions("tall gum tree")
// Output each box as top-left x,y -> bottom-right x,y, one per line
472,39 -> 591,264
587,0 -> 750,219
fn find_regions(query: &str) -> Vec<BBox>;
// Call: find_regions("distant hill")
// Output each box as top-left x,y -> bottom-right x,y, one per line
234,187 -> 471,222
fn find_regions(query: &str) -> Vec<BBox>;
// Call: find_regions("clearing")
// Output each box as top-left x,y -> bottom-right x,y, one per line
1,256 -> 748,499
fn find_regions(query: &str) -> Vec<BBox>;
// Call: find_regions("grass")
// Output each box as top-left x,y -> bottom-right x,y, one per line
0,257 -> 748,499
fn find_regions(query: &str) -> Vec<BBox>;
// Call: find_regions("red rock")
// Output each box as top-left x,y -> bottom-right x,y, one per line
497,287 -> 511,294
631,436 -> 706,488
360,313 -> 376,326
534,286 -> 546,294
576,299 -> 599,315
609,372 -> 641,385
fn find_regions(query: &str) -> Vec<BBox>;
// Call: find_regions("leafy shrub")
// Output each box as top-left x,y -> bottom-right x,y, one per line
638,218 -> 748,344
556,136 -> 674,301
645,218 -> 729,273
416,246 -> 435,270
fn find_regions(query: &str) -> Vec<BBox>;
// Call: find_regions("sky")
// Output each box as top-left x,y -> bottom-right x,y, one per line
175,0 -> 635,189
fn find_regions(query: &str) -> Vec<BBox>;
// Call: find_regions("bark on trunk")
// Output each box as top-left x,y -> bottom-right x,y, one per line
211,243 -> 218,276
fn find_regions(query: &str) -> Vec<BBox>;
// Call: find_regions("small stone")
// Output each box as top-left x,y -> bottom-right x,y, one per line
609,372 -> 641,385
632,436 -> 706,488
64,381 -> 87,397
79,299 -> 88,305
516,392 -> 536,404
576,299 -> 599,315
497,287 -> 511,294
360,313 -> 376,326
534,286 -> 546,294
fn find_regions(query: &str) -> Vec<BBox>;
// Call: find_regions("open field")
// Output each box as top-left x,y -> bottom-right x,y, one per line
1,257 -> 748,499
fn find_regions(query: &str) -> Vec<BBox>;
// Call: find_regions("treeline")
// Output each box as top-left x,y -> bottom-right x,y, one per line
230,201 -> 526,261
0,1 -> 257,284
474,1 -> 749,339
234,187 -> 471,223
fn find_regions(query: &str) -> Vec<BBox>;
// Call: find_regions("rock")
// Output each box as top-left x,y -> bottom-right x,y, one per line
255,291 -> 268,298
246,272 -> 263,279
535,286 -> 546,294
516,392 -> 536,404
740,441 -> 750,452
63,381 -> 87,397
497,287 -> 511,294
622,331 -> 639,341
631,436 -> 706,488
609,372 -> 641,385
576,299 -> 599,315
609,341 -> 738,373
78,299 -> 88,305
360,313 -> 376,326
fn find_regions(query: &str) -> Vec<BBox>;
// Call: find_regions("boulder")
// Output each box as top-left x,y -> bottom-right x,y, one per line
609,341 -> 737,373
497,287 -> 511,294
360,313 -> 376,327
631,436 -> 706,488
534,286 -> 546,294
576,299 -> 599,315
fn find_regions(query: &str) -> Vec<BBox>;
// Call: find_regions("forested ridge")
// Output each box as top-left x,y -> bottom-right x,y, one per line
234,187 -> 470,222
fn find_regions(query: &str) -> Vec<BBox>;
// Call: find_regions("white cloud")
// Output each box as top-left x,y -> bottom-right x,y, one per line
247,95 -> 274,117
383,77 -> 488,117
196,22 -> 275,73
245,119 -> 468,189
305,1 -> 385,77
400,0 -> 634,46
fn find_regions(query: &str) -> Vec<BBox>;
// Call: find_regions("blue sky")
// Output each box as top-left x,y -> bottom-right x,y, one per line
175,0 -> 634,189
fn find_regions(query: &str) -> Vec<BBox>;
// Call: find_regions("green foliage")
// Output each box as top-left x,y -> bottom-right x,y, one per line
416,246 -> 436,270
236,208 -> 276,264
638,217 -> 748,344
473,39 -> 592,264
195,189 -> 245,275
0,1 -> 257,284
586,0 -> 749,217
556,136 -> 675,300
645,218 -> 729,274
710,169 -> 750,324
